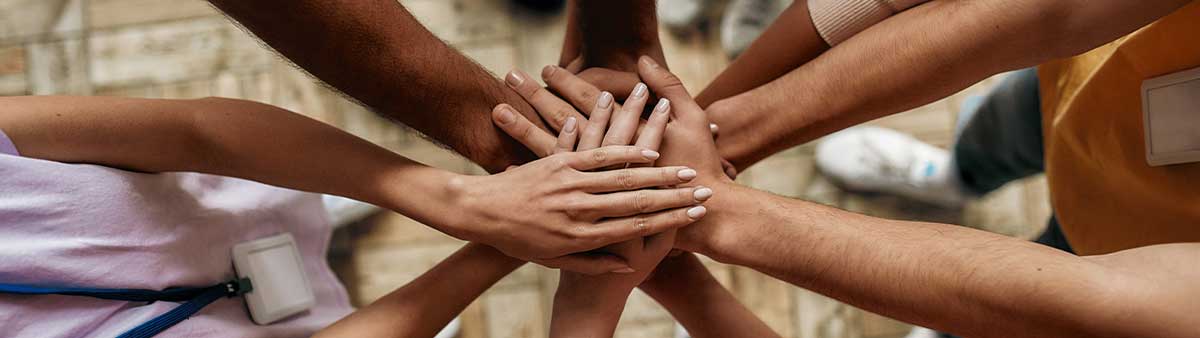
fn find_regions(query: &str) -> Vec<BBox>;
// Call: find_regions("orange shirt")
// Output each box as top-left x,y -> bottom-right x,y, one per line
1038,2 -> 1200,255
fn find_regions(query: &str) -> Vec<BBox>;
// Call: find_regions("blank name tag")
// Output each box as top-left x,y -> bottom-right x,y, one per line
232,233 -> 315,325
1142,66 -> 1200,166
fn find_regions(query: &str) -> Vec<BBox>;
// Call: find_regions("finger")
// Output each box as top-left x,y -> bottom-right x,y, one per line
585,186 -> 714,218
578,91 -> 614,151
637,56 -> 707,128
566,146 -> 660,170
543,65 -> 604,112
576,166 -> 697,193
634,98 -> 671,152
603,82 -> 649,146
554,117 -> 579,154
535,252 -> 633,275
584,205 -> 708,248
492,104 -> 556,157
722,158 -> 740,179
578,68 -> 641,99
505,69 -> 587,131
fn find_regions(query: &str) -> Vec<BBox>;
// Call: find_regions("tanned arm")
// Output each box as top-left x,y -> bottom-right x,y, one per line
708,0 -> 1192,169
207,0 -> 542,172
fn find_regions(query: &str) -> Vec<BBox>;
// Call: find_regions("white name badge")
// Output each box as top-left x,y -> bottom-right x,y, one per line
232,233 -> 316,325
1142,66 -> 1200,166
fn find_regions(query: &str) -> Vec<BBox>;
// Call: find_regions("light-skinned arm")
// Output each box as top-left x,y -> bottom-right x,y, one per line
637,58 -> 1200,338
314,243 -> 523,338
708,0 -> 1193,169
0,95 -> 708,274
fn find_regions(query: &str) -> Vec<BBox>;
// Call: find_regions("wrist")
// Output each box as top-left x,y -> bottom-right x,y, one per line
709,91 -> 793,170
684,182 -> 759,264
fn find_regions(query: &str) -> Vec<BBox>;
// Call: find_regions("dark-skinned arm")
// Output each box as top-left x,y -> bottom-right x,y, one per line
207,0 -> 542,173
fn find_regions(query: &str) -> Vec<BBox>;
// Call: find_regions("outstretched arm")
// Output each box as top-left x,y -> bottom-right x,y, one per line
558,0 -> 666,98
0,95 -> 708,274
639,253 -> 781,338
315,243 -> 523,338
636,59 -> 1200,338
207,0 -> 543,172
708,0 -> 1192,169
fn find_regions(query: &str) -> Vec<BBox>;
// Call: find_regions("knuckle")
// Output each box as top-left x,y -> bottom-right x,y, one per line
616,170 -> 636,190
554,107 -> 573,125
632,216 -> 650,235
632,191 -> 651,213
591,149 -> 608,164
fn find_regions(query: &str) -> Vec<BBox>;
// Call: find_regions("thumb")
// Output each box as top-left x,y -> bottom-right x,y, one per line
637,55 -> 706,127
535,252 -> 634,275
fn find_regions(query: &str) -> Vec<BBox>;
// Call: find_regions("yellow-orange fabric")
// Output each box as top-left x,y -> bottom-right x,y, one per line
1038,2 -> 1200,255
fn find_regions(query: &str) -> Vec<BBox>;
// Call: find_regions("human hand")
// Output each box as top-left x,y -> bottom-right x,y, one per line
448,129 -> 705,274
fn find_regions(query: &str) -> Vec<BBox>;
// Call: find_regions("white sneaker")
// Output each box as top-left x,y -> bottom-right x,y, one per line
720,0 -> 783,57
657,0 -> 711,31
815,126 -> 969,208
904,327 -> 940,338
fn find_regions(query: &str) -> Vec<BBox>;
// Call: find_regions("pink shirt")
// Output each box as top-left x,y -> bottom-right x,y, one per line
0,129 -> 353,337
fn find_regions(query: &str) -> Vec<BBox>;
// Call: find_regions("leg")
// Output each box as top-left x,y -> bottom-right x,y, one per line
952,68 -> 1045,195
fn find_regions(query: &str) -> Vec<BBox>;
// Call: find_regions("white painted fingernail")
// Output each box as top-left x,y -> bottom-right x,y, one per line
677,168 -> 697,180
613,267 -> 636,274
632,83 -> 647,98
693,187 -> 713,201
642,150 -> 660,160
710,123 -> 719,134
598,91 -> 613,109
654,98 -> 670,114
563,117 -> 577,133
687,206 -> 707,219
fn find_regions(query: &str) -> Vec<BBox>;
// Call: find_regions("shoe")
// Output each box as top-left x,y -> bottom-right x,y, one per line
815,126 -> 970,208
720,0 -> 783,58
904,327 -> 939,338
658,0 -> 712,31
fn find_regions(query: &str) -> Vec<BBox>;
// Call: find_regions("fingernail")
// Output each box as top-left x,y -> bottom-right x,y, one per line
677,168 -> 697,180
505,70 -> 524,87
541,65 -> 558,80
693,187 -> 713,201
710,123 -> 719,134
563,117 -> 577,133
686,206 -> 707,219
497,106 -> 516,124
639,55 -> 659,69
642,149 -> 660,160
598,91 -> 613,109
613,267 -> 636,274
654,98 -> 670,114
632,83 -> 647,98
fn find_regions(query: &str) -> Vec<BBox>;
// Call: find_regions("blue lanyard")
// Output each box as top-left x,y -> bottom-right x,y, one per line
0,278 -> 252,338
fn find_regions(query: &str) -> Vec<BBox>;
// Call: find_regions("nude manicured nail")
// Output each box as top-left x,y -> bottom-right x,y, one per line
541,65 -> 558,79
677,168 -> 697,180
654,98 -> 670,113
693,187 -> 713,201
563,117 -> 577,133
505,70 -> 524,87
632,83 -> 647,98
598,91 -> 613,109
710,123 -> 719,134
496,106 -> 516,124
686,206 -> 707,219
613,267 -> 636,274
642,150 -> 660,160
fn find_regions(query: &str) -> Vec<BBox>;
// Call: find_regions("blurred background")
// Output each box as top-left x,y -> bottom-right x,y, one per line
0,0 -> 1051,337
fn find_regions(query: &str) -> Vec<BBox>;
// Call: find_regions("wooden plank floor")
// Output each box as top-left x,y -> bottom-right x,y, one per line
0,0 -> 1052,337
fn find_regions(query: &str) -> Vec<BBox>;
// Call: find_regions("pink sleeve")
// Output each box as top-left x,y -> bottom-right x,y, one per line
0,128 -> 19,156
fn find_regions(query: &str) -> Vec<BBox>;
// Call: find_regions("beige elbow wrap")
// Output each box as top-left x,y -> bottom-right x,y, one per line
808,0 -> 927,46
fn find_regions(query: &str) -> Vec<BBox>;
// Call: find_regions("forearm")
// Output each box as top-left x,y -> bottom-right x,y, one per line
0,96 -> 463,231
316,243 -> 524,338
569,0 -> 662,70
208,0 -> 540,172
712,0 -> 1189,169
696,184 -> 1131,337
549,272 -> 634,338
694,2 -> 827,108
640,254 -> 781,338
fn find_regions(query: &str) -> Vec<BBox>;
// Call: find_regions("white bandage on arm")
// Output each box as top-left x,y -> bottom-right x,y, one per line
808,0 -> 928,46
